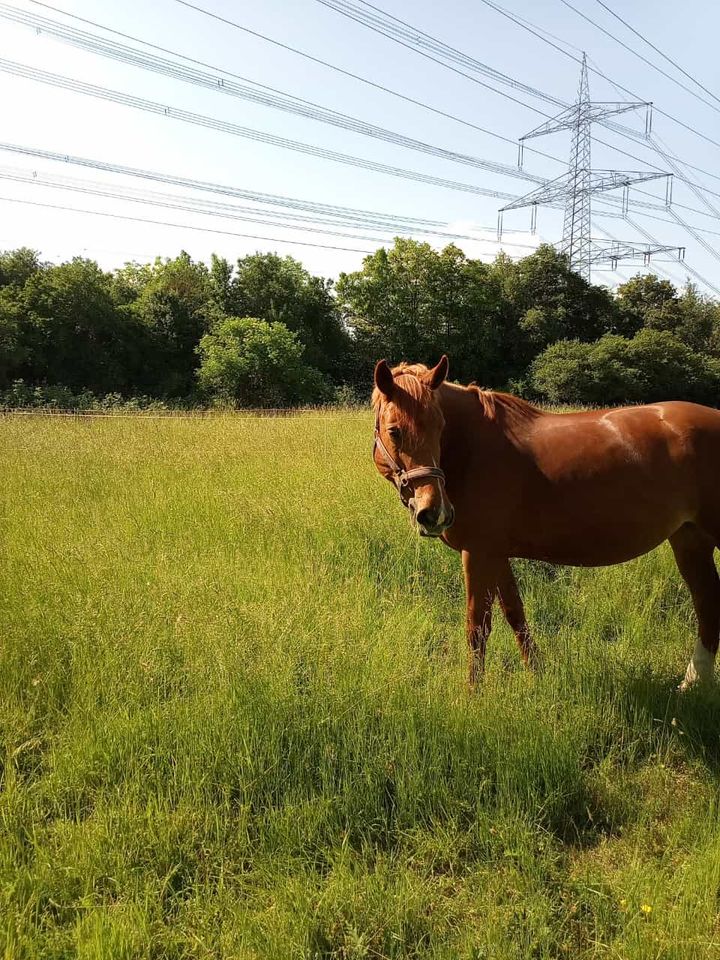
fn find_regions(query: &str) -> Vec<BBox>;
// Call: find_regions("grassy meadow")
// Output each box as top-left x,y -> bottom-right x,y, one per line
3,410 -> 720,959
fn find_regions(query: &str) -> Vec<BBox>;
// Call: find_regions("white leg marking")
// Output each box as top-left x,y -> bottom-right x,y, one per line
679,638 -> 716,692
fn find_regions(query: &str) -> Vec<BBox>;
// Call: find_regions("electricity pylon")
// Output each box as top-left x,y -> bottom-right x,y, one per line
497,55 -> 683,281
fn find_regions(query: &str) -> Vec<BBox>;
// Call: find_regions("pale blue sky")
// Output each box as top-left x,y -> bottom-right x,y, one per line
1,0 -> 718,291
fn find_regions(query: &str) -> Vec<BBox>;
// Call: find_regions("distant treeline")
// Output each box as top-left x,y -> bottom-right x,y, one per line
2,240 -> 720,408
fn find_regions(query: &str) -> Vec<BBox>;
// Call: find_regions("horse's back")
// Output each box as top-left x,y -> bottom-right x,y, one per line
506,399 -> 720,564
615,400 -> 720,478
609,399 -> 720,546
532,400 -> 720,468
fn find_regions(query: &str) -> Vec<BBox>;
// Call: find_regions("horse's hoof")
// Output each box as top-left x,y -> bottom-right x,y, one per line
677,674 -> 714,694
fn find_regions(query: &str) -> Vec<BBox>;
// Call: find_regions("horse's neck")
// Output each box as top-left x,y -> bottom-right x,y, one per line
437,383 -> 484,464
437,382 -> 473,429
437,383 -> 533,463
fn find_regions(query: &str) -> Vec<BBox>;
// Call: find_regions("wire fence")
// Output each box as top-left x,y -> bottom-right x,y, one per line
0,405 -> 371,421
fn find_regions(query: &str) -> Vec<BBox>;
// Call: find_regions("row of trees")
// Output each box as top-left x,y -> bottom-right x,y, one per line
2,240 -> 720,407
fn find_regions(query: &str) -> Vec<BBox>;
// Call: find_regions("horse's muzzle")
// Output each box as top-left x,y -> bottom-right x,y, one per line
411,501 -> 455,537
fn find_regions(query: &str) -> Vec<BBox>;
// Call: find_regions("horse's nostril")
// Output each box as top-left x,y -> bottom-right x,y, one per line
416,506 -> 440,529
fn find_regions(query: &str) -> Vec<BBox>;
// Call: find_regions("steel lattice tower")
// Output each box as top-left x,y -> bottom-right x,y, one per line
497,54 -> 684,281
563,56 -> 592,279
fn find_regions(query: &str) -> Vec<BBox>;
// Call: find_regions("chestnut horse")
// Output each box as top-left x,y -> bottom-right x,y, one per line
372,355 -> 720,690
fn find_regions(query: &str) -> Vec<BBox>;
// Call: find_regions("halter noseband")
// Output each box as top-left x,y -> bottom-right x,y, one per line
373,410 -> 446,502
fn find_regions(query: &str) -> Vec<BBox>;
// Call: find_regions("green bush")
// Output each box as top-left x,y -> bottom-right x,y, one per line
530,329 -> 720,405
196,316 -> 329,407
0,380 -> 174,411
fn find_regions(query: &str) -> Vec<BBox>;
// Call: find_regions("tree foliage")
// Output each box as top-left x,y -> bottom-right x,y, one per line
213,253 -> 351,381
336,242 -> 623,386
197,316 -> 327,407
530,329 -> 720,406
1,239 -> 719,407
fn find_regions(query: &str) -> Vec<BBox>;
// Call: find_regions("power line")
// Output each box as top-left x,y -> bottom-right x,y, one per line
475,1 -> 720,208
29,0 -> 568,172
0,143 -> 457,228
163,0 -> 720,193
478,0 -> 584,59
666,207 -> 720,268
669,260 -> 720,297
648,135 -> 720,219
442,0 -> 720,153
594,0 -> 720,109
2,3 -> 548,185
320,0 -> 710,204
610,124 -> 720,266
583,55 -> 720,189
0,194 -> 541,262
171,0 -> 720,191
499,6 -> 585,56
9,3 -> 720,269
0,58 -> 523,200
0,164 -> 543,249
11,138 -> 720,243
21,33 -> 707,239
324,0 -> 564,108
32,0 -> 604,179
557,0 -> 720,117
595,206 -> 720,240
7,139 -> 720,251
315,0 -> 575,126
1,181 -> 714,293
624,215 -> 720,297
315,0 -> 615,129
315,0 -> 565,111
0,168 -> 389,244
0,194 -> 375,253
311,0 -> 720,197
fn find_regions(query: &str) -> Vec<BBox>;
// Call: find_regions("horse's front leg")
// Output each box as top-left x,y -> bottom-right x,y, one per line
496,559 -> 540,669
462,551 -> 500,687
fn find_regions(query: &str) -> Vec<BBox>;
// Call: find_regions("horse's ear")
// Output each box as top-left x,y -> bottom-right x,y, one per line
427,355 -> 449,390
374,359 -> 395,399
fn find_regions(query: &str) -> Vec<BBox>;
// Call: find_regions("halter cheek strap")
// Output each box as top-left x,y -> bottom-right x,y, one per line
373,413 -> 446,500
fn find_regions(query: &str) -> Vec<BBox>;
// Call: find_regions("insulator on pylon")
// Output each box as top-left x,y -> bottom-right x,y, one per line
495,56 -> 677,283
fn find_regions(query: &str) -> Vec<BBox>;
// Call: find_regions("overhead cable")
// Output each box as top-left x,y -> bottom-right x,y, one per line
595,0 -> 720,108
0,3 -> 546,185
0,58 -> 521,200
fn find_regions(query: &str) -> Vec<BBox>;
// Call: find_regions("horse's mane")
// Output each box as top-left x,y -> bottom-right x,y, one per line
468,385 -> 541,421
372,361 -> 541,423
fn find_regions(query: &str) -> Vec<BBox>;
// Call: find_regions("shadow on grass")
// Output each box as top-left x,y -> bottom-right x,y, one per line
617,668 -> 720,772
531,662 -> 720,850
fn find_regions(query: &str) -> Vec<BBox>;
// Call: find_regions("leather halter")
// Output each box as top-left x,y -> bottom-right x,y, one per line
373,410 -> 446,503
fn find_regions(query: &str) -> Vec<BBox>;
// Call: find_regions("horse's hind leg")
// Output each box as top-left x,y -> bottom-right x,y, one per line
497,559 -> 539,669
669,524 -> 720,690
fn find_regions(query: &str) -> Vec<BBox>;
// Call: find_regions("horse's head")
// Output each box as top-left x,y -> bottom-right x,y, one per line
372,355 -> 455,537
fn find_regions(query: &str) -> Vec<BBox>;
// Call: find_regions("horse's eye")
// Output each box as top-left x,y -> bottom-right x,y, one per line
388,426 -> 402,445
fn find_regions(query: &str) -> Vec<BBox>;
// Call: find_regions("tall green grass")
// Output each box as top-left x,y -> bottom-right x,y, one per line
2,411 -> 720,959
